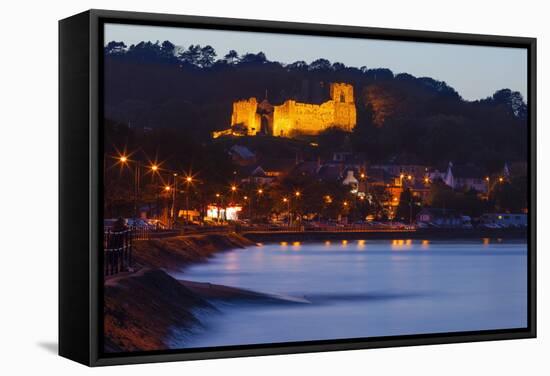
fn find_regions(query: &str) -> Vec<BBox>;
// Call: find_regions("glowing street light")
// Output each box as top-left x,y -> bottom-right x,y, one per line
183,175 -> 194,223
499,177 -> 504,183
150,164 -> 158,172
295,191 -> 301,198
231,185 -> 237,192
164,185 -> 171,191
257,188 -> 263,195
282,198 -> 290,226
119,155 -> 128,163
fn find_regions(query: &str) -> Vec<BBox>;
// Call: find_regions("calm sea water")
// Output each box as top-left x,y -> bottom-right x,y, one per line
171,238 -> 527,348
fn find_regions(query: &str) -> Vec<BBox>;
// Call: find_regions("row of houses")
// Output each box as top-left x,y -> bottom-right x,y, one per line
228,144 -> 525,222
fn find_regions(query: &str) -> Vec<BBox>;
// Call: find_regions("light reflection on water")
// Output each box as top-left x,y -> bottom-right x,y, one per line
173,238 -> 527,349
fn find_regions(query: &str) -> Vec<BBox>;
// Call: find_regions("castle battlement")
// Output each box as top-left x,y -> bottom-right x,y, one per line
213,82 -> 356,139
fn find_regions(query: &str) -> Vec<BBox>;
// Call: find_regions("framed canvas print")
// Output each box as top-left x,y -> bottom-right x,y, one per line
59,9 -> 536,366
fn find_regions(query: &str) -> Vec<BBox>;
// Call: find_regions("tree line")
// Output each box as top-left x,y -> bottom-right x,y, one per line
103,40 -> 528,173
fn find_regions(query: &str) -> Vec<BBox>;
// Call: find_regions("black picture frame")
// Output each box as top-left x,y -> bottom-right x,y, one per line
59,9 -> 537,367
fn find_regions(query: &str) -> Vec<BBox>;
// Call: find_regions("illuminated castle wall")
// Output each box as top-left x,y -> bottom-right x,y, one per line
213,82 -> 356,138
230,98 -> 262,135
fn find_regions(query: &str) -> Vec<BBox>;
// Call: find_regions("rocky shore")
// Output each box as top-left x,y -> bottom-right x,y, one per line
132,232 -> 255,271
103,268 -> 212,352
103,232 -> 263,353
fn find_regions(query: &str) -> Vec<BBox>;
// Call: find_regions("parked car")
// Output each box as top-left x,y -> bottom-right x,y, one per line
126,218 -> 155,229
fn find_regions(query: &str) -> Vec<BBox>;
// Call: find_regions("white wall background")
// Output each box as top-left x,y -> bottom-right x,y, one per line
0,0 -> 546,374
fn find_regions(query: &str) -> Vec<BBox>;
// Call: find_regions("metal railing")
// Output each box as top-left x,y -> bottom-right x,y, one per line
236,224 -> 415,233
103,228 -> 133,276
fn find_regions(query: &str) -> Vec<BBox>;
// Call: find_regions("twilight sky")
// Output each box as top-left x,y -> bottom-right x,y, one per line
105,23 -> 527,101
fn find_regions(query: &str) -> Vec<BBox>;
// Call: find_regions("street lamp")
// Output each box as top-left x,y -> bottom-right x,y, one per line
283,197 -> 290,226
170,173 -> 178,228
184,175 -> 194,224
148,164 -> 160,218
294,191 -> 302,223
215,193 -> 221,222
118,154 -> 141,219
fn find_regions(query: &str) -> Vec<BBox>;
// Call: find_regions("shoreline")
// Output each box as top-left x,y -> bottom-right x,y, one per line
130,232 -> 255,272
104,268 -> 306,353
103,229 -> 526,353
104,232 -> 268,353
241,228 -> 527,242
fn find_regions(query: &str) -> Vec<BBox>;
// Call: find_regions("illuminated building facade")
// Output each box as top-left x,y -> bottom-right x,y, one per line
213,82 -> 356,138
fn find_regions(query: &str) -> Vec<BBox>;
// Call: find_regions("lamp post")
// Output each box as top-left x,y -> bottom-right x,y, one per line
294,191 -> 301,223
215,193 -> 221,223
164,185 -> 171,225
119,155 -> 141,219
231,184 -> 237,199
256,188 -> 263,222
343,201 -> 349,224
170,173 -> 178,228
150,164 -> 159,219
185,175 -> 193,224
283,197 -> 290,226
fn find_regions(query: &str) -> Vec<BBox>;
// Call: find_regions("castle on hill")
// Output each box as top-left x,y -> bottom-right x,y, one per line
213,82 -> 357,138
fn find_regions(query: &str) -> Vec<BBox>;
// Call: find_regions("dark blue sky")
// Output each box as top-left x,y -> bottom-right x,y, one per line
105,23 -> 527,101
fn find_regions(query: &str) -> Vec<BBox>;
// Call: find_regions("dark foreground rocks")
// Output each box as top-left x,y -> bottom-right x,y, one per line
103,268 -> 213,352
103,232 -> 256,352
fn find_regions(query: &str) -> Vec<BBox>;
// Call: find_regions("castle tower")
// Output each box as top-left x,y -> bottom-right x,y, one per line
330,83 -> 356,131
230,97 -> 261,135
330,83 -> 354,104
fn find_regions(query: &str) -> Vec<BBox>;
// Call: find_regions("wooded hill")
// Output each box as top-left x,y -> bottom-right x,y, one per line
104,41 -> 528,171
